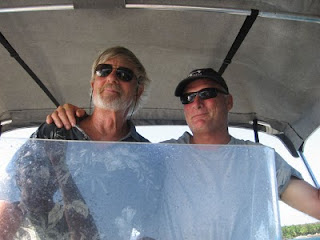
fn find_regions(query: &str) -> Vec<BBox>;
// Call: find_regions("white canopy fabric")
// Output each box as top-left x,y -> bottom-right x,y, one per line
0,0 -> 319,154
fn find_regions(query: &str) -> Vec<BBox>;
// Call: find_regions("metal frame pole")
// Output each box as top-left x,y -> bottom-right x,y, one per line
125,4 -> 320,23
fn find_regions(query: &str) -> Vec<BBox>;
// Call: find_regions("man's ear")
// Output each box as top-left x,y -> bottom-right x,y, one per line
226,94 -> 233,111
90,81 -> 95,97
136,84 -> 144,98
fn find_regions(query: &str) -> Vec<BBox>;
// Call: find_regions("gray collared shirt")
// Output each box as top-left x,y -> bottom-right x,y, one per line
163,131 -> 303,196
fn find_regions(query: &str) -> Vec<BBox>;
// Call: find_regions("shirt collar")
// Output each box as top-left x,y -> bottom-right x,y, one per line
120,120 -> 149,142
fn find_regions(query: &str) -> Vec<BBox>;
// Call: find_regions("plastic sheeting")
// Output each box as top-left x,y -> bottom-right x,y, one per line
0,138 -> 281,239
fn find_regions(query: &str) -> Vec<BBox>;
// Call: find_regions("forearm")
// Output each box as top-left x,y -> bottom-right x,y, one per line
281,179 -> 320,220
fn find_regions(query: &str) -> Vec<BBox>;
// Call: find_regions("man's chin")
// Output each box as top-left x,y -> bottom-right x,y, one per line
94,98 -> 123,111
190,125 -> 207,134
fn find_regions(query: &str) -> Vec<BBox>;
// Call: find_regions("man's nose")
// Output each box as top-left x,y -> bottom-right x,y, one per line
106,69 -> 119,83
193,95 -> 203,109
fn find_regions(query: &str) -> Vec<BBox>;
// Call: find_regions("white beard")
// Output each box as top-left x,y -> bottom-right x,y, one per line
93,89 -> 133,112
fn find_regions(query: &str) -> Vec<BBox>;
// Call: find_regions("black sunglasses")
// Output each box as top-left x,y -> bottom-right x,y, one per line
180,88 -> 228,104
95,64 -> 136,82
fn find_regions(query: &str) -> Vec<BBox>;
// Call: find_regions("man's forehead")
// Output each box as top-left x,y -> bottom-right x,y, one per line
104,56 -> 134,68
184,79 -> 220,92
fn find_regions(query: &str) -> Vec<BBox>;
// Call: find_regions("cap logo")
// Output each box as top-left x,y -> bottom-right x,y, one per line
189,70 -> 203,77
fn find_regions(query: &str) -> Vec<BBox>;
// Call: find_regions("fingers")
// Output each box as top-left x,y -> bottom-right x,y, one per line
76,108 -> 87,118
45,104 -> 87,130
53,106 -> 71,129
46,109 -> 63,128
45,105 -> 71,129
46,114 -> 54,124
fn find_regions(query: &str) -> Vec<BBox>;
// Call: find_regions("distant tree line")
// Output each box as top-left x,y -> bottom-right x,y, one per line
282,222 -> 320,239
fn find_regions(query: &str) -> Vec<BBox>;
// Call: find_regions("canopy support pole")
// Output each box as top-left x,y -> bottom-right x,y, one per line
253,118 -> 259,143
298,147 -> 320,188
218,9 -> 259,75
0,32 -> 60,107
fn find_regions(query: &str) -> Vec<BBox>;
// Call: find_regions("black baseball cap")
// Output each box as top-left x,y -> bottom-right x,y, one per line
175,68 -> 229,96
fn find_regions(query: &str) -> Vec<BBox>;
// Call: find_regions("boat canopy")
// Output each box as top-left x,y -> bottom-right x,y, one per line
1,0 -> 319,155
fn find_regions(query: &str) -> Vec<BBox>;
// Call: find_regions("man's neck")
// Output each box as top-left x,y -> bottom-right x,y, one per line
79,108 -> 130,141
191,131 -> 231,145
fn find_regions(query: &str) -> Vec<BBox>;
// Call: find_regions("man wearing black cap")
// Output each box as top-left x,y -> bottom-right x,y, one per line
168,68 -> 320,220
169,68 -> 232,145
46,68 -> 320,220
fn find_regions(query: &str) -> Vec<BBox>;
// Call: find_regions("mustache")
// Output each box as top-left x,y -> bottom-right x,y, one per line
98,83 -> 121,94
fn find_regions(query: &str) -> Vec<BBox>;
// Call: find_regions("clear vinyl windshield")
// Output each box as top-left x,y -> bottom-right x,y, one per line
0,138 -> 281,240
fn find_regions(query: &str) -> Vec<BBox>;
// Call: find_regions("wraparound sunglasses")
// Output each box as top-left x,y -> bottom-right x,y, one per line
180,87 -> 228,104
95,64 -> 136,82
